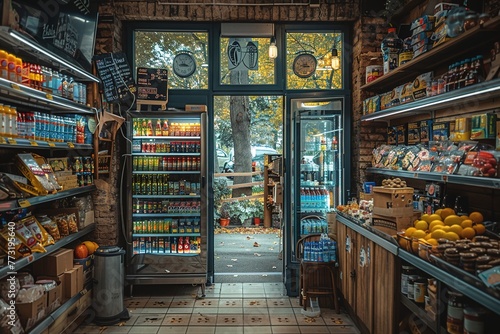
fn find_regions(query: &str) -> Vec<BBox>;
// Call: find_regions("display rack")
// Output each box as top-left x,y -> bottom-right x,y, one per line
0,25 -> 98,333
337,214 -> 500,316
361,16 -> 500,92
366,168 -> 500,189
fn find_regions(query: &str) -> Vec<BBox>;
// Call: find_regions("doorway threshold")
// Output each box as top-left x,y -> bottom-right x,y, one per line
215,272 -> 281,276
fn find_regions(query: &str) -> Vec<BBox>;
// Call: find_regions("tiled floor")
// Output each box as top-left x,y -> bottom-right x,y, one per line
75,283 -> 360,334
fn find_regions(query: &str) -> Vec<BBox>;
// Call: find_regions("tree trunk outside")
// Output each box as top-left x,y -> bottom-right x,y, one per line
229,38 -> 252,198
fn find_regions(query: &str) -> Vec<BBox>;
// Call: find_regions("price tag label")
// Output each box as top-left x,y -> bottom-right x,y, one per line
0,137 -> 6,144
18,199 -> 31,208
10,83 -> 20,90
48,142 -> 56,147
7,138 -> 17,145
29,140 -> 38,146
67,142 -> 75,148
46,93 -> 53,100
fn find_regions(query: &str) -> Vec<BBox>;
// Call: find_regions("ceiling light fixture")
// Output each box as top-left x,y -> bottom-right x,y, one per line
331,48 -> 340,70
269,36 -> 278,59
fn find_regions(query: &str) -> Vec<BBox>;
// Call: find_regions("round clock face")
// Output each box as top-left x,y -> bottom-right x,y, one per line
293,53 -> 317,78
173,52 -> 196,78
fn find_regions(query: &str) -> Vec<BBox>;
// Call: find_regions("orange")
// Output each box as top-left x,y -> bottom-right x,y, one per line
449,225 -> 463,238
460,219 -> 473,229
473,223 -> 486,235
461,227 -> 475,240
469,212 -> 484,224
440,208 -> 455,219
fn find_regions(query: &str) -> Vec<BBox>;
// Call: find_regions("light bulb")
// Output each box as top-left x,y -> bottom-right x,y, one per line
331,48 -> 340,70
269,37 -> 278,59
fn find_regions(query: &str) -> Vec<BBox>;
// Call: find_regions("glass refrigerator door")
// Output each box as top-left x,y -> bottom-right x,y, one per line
292,98 -> 343,251
126,112 -> 207,286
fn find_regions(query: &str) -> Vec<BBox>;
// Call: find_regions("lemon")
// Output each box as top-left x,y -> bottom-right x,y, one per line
412,230 -> 427,239
414,220 -> 428,231
431,224 -> 445,232
441,226 -> 451,232
405,227 -> 417,237
426,238 -> 438,246
444,231 -> 460,241
431,229 -> 446,240
429,220 -> 444,230
434,209 -> 443,217
444,215 -> 462,226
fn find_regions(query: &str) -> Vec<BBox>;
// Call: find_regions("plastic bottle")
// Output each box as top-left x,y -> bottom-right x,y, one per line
0,104 -> 5,136
15,57 -> 23,84
381,27 -> 403,75
0,49 -> 8,79
7,53 -> 17,82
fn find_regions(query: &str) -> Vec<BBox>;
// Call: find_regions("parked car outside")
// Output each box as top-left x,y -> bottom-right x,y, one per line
223,146 -> 279,178
216,148 -> 230,172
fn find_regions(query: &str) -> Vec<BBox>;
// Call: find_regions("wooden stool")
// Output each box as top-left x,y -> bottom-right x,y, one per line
296,234 -> 340,313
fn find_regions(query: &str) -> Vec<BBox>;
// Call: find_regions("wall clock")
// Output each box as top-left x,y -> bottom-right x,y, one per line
293,53 -> 317,78
173,52 -> 196,78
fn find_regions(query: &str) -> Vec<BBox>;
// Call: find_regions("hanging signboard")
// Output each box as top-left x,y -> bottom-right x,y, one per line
93,52 -> 135,103
136,67 -> 169,110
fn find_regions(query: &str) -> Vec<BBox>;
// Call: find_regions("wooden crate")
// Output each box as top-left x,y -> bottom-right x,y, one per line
371,214 -> 413,235
372,187 -> 414,217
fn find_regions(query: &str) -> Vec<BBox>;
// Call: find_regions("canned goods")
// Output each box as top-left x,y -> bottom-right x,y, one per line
414,278 -> 426,303
447,291 -> 465,334
407,275 -> 419,301
401,265 -> 416,295
463,306 -> 487,334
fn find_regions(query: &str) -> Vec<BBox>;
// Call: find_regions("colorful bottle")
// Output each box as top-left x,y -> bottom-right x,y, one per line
15,57 -> 23,84
7,53 -> 17,82
0,49 -> 8,79
381,27 -> 403,75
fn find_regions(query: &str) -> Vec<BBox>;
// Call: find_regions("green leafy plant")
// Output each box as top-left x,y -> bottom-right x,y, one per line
214,178 -> 232,220
218,202 -> 232,219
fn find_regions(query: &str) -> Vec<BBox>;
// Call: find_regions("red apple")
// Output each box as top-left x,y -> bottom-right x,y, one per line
487,168 -> 497,177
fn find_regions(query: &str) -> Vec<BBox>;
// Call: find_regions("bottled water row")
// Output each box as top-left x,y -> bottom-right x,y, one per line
300,218 -> 328,235
300,187 -> 331,212
303,233 -> 337,262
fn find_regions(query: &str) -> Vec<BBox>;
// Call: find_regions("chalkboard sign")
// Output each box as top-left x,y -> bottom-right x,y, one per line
93,52 -> 135,103
136,67 -> 168,110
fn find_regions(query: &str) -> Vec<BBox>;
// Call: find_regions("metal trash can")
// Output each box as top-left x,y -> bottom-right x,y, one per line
92,246 -> 130,325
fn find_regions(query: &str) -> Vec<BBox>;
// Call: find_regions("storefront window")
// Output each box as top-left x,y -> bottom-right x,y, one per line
219,37 -> 276,85
286,32 -> 343,90
134,31 -> 209,89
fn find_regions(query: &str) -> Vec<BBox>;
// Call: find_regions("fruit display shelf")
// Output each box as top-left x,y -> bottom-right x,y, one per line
336,213 -> 500,315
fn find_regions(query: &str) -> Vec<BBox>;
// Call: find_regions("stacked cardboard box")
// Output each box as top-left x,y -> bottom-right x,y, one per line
371,186 -> 415,234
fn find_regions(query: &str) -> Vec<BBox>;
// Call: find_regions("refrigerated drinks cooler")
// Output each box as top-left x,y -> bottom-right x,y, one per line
125,111 -> 207,294
285,97 -> 344,295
